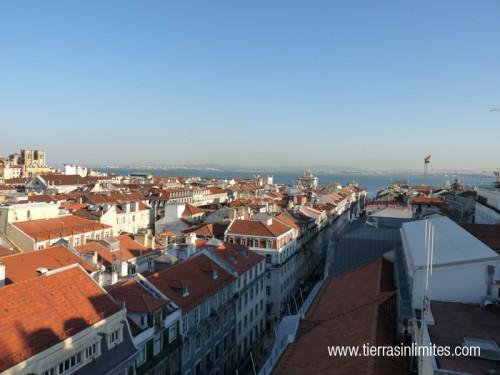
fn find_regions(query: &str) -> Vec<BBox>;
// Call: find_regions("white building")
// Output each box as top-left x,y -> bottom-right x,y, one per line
0,201 -> 61,235
64,164 -> 89,177
401,216 -> 500,309
202,242 -> 266,367
225,217 -> 297,330
475,185 -> 500,224
0,265 -> 138,375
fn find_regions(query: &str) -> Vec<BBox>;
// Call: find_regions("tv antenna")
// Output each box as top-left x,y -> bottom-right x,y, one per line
420,219 -> 435,369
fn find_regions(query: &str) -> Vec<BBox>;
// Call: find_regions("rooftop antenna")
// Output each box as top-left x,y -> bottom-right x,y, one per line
494,169 -> 500,188
420,219 -> 435,370
424,155 -> 431,186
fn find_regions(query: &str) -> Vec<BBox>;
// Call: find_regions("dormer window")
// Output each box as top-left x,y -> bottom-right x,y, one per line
109,328 -> 121,346
181,286 -> 190,297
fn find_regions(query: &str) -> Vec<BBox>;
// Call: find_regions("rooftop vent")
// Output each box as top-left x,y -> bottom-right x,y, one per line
36,267 -> 48,275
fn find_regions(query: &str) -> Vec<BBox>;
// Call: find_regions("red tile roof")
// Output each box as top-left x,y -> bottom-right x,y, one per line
63,201 -> 88,213
107,279 -> 168,313
182,223 -> 215,238
226,219 -> 292,238
207,242 -> 264,274
13,215 -> 111,242
462,224 -> 500,251
182,204 -> 205,217
26,194 -> 59,203
274,259 -> 409,375
0,246 -> 16,257
0,245 -> 95,284
411,196 -> 447,206
428,301 -> 500,374
275,213 -> 301,230
0,266 -> 119,372
39,174 -> 89,186
78,234 -> 157,266
85,192 -> 147,209
146,254 -> 235,313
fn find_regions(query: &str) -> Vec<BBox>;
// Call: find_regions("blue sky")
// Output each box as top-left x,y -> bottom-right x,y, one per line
1,1 -> 499,170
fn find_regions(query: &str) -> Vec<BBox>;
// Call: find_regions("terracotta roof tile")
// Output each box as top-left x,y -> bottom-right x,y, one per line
182,204 -> 205,217
226,219 -> 292,238
13,215 -> 111,242
146,254 -> 235,314
78,234 -> 157,266
462,224 -> 500,251
0,266 -> 119,372
0,245 -> 95,284
107,279 -> 168,313
207,242 -> 264,274
274,259 -> 409,375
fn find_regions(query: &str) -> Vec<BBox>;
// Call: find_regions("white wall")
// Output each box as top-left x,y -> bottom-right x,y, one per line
411,262 -> 496,308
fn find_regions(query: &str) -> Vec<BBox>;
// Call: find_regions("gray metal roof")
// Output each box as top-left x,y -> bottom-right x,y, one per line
73,323 -> 138,375
330,223 -> 402,277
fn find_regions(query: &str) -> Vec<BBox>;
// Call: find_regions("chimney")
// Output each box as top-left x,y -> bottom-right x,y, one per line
261,217 -> 273,226
0,262 -> 5,287
186,232 -> 197,245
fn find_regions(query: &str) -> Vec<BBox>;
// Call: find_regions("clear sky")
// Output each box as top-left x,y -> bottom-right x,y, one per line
1,1 -> 499,171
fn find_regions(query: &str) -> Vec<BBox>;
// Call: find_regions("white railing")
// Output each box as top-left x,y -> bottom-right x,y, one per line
299,279 -> 325,318
257,327 -> 295,375
257,278 -> 325,375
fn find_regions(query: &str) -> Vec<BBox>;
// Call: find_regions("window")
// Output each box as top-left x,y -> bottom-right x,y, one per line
266,240 -> 272,249
154,334 -> 162,355
51,349 -> 85,375
253,239 -> 259,248
266,254 -> 271,264
194,306 -> 200,325
223,335 -> 228,352
95,233 -> 101,240
195,333 -> 202,352
183,315 -> 189,334
109,328 -> 120,346
241,238 -> 246,245
215,342 -> 220,360
183,339 -> 191,361
205,325 -> 211,342
169,324 -> 177,343
266,286 -> 271,296
136,344 -> 146,366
